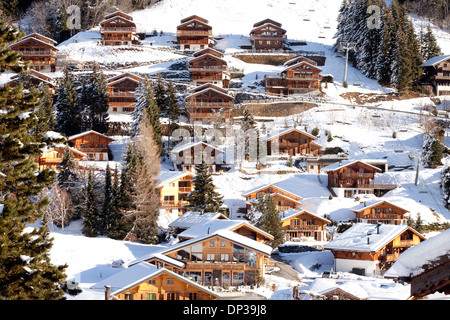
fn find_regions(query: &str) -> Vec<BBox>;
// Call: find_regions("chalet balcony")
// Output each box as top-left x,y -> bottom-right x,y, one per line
430,73 -> 450,81
277,205 -> 295,212
19,51 -> 57,57
382,253 -> 400,262
185,261 -> 249,271
396,239 -> 415,247
108,91 -> 136,97
250,34 -> 287,40
355,184 -> 396,190
161,200 -> 190,208
287,225 -> 321,231
361,213 -> 404,221
191,75 -> 225,81
188,65 -> 228,71
340,173 -> 374,179
100,27 -> 136,32
77,147 -> 108,153
177,30 -> 212,37
178,187 -> 193,193
186,101 -> 234,107
179,39 -> 210,45
103,36 -> 132,41
189,112 -> 231,119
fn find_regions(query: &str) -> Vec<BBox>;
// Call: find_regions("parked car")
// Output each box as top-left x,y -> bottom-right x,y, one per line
322,270 -> 339,279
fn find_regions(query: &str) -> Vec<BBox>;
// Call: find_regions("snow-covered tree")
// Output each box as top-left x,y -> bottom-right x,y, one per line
422,133 -> 443,168
56,66 -> 82,136
440,165 -> 450,209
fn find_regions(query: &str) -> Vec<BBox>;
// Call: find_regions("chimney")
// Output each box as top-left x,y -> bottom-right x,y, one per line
105,285 -> 111,300
367,237 -> 370,244
377,223 -> 380,234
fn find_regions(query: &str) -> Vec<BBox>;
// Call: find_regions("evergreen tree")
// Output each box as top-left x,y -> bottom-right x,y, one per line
440,165 -> 450,209
255,196 -> 284,249
34,84 -> 56,138
154,73 -> 167,115
82,170 -> 100,237
166,80 -> 181,136
421,24 -> 443,61
0,20 -> 67,299
100,162 -> 113,236
55,66 -> 81,136
422,133 -> 443,168
105,165 -> 125,239
186,160 -> 224,214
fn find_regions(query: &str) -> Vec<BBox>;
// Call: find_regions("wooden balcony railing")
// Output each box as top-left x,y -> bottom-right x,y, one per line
276,205 -> 295,212
178,187 -> 192,193
101,27 -> 136,32
77,147 -> 108,153
179,39 -> 210,45
356,184 -> 396,190
188,65 -> 228,71
287,225 -> 321,231
177,30 -> 212,36
20,51 -> 57,57
186,101 -> 234,107
250,34 -> 286,40
185,261 -> 249,271
361,214 -> 404,221
341,173 -> 375,179
397,239 -> 414,247
161,200 -> 190,208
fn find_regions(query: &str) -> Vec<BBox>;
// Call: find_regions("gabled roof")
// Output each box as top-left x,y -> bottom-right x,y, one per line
193,47 -> 224,58
421,55 -> 450,67
321,160 -> 383,173
189,83 -> 228,94
250,22 -> 286,34
309,278 -> 368,300
177,19 -> 212,30
8,69 -> 56,87
100,15 -> 136,27
170,141 -> 224,155
253,18 -> 282,28
90,262 -> 220,298
169,211 -> 229,230
188,53 -> 227,65
185,87 -> 234,101
282,61 -> 322,73
266,127 -> 318,142
107,72 -> 144,84
104,10 -> 133,20
324,223 -> 425,253
22,33 -> 57,45
180,15 -> 209,24
278,209 -> 331,224
68,130 -> 115,142
156,171 -> 195,188
284,56 -> 317,67
9,37 -> 59,50
242,179 -> 304,200
351,200 -> 409,214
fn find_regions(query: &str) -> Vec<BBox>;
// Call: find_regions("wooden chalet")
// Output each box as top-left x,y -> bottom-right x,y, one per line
188,50 -> 231,88
176,15 -> 214,51
99,11 -> 138,46
184,83 -> 235,124
131,229 -> 273,286
266,127 -> 322,156
351,200 -> 409,225
322,160 -> 396,198
169,211 -> 230,234
308,278 -> 368,300
6,69 -> 57,95
170,141 -> 225,173
250,18 -> 287,51
157,171 -> 195,216
68,130 -> 115,161
36,146 -> 86,170
242,182 -> 303,213
265,60 -> 322,96
279,209 -> 330,242
9,33 -> 59,72
384,228 -> 450,299
420,54 -> 450,96
106,72 -> 144,114
324,223 -> 426,276
283,55 -> 318,67
93,262 -> 220,300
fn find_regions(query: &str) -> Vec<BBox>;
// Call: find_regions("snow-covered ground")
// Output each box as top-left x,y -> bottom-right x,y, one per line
20,0 -> 450,300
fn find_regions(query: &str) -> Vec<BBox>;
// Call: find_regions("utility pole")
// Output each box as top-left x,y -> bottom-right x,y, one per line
338,41 -> 357,88
415,157 -> 420,186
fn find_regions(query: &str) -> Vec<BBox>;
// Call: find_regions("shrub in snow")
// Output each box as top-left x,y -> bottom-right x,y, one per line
422,133 -> 442,168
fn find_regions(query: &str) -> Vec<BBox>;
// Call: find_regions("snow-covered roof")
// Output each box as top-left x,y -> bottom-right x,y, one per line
90,262 -> 220,298
421,55 -> 450,67
250,22 -> 286,34
23,33 -> 58,44
384,228 -> 450,279
283,56 -> 317,67
168,211 -> 229,229
265,127 -> 318,141
170,141 -> 224,154
9,37 -> 59,50
104,10 -> 133,20
324,223 -> 419,253
351,199 -> 409,213
193,47 -> 224,57
68,130 -> 115,142
100,15 -> 136,27
279,209 -> 331,224
321,160 -> 382,173
156,171 -> 194,188
282,61 -> 322,73
185,87 -> 234,101
309,278 -> 369,299
188,53 -> 227,64
107,72 -> 144,84
242,177 -> 305,200
189,82 -> 228,94
177,18 -> 212,29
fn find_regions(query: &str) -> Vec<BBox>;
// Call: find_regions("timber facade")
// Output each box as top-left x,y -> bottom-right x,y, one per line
100,11 -> 138,46
106,72 -> 143,114
177,16 -> 214,51
68,130 -> 115,161
280,210 -> 330,242
250,19 -> 287,51
188,49 -> 231,88
36,147 -> 86,170
157,172 -> 195,216
266,127 -> 322,156
352,200 -> 409,225
421,55 -> 450,96
243,184 -> 302,213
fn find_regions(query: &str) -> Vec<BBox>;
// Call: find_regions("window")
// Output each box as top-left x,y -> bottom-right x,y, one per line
210,240 -> 215,247
147,293 -> 156,300
221,253 -> 229,261
188,293 -> 197,300
232,272 -> 244,285
148,279 -> 156,285
220,241 -> 226,247
233,244 -> 245,263
167,279 -> 174,284
206,253 -> 215,261
166,292 -> 176,300
191,243 -> 203,261
245,249 -> 257,267
223,272 -> 230,284
177,248 -> 190,260
124,294 -> 133,300
204,272 -> 212,285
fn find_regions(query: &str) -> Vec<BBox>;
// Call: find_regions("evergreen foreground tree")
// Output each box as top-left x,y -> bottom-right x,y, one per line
82,170 -> 100,237
0,20 -> 67,299
255,196 -> 285,249
440,165 -> 450,209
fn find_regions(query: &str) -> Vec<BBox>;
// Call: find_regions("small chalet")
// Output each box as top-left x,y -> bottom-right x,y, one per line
324,223 -> 426,276
6,69 -> 57,95
188,50 -> 231,88
266,127 -> 322,156
36,146 -> 86,170
68,130 -> 115,161
384,228 -> 450,299
279,209 -> 330,242
9,33 -> 59,72
249,18 -> 287,51
265,60 -> 322,96
305,154 -> 349,174
322,160 -> 396,198
92,262 -> 220,300
156,171 -> 195,216
169,141 -> 225,173
169,211 -> 229,234
308,278 -> 368,300
184,83 -> 235,124
283,55 -> 319,67
106,72 -> 144,114
351,200 -> 409,225
130,229 -> 273,286
176,15 -> 214,51
242,181 -> 303,213
99,11 -> 138,46
420,54 -> 450,96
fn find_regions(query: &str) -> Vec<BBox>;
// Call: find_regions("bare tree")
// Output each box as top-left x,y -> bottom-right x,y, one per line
42,182 -> 74,231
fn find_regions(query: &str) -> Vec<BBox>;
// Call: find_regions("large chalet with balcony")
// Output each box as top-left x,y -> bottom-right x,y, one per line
99,11 -> 138,46
324,223 -> 426,276
184,83 -> 235,124
106,72 -> 143,114
279,209 -> 330,242
265,127 -> 322,156
322,160 -> 396,198
68,130 -> 115,161
169,141 -> 225,173
250,18 -> 287,51
176,15 -> 214,51
9,33 -> 59,72
36,146 -> 86,171
188,48 -> 231,88
157,171 -> 195,216
351,200 -> 409,225
420,54 -> 450,96
265,59 -> 322,96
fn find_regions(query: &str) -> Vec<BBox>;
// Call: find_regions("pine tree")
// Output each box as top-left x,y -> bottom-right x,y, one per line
421,24 -> 442,61
34,84 -> 56,138
0,20 -> 67,299
82,170 -> 100,237
422,133 -> 443,168
105,165 -> 125,239
440,165 -> 450,209
154,73 -> 167,115
101,162 -> 112,236
255,196 -> 284,249
186,160 -> 224,214
55,66 -> 81,136
166,80 -> 180,136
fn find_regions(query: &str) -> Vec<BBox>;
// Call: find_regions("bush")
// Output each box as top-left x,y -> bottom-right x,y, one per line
311,127 -> 320,136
